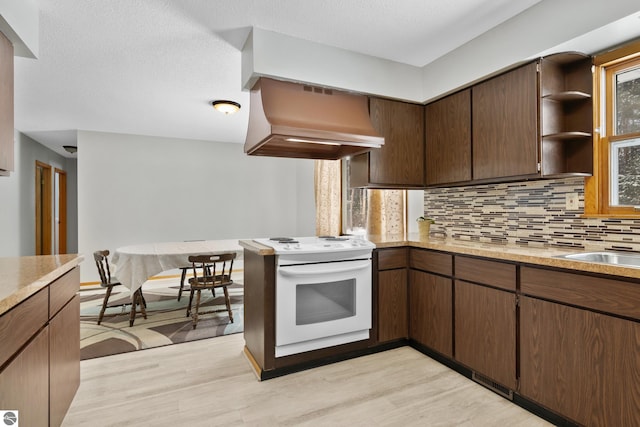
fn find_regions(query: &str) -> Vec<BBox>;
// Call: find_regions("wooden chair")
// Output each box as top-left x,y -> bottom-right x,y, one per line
94,250 -> 147,327
176,240 -> 214,301
178,262 -> 218,301
186,253 -> 236,329
177,266 -> 190,301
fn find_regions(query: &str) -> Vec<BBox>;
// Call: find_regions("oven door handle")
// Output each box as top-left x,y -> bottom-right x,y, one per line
278,262 -> 370,276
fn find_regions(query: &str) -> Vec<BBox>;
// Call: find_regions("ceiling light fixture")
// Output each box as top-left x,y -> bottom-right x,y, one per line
63,145 -> 77,154
211,100 -> 241,114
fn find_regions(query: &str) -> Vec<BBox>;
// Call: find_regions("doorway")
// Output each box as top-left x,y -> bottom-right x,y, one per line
35,161 -> 52,255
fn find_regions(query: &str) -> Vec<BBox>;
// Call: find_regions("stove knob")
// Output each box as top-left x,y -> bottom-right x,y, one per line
295,243 -> 301,249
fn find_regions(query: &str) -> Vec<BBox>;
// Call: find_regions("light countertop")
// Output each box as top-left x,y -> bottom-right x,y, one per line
0,254 -> 84,316
240,235 -> 640,281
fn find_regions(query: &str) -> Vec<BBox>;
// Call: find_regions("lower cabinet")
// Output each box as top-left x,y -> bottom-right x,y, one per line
377,248 -> 408,343
0,266 -> 80,427
373,247 -> 640,425
453,256 -> 517,390
454,280 -> 517,390
50,294 -> 81,427
409,270 -> 452,357
520,265 -> 640,426
0,327 -> 50,427
378,269 -> 408,342
520,296 -> 640,426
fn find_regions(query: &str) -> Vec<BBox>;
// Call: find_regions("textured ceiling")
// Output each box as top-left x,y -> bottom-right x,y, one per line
11,0 -> 633,158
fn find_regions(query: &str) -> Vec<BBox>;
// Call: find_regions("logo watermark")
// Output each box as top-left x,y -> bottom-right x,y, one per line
0,411 -> 18,426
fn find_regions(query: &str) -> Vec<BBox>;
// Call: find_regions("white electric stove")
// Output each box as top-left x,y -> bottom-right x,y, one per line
254,235 -> 375,357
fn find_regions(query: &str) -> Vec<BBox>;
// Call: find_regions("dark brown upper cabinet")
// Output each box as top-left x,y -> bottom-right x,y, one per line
433,52 -> 594,185
0,32 -> 14,177
425,89 -> 472,186
349,97 -> 425,188
472,61 -> 539,181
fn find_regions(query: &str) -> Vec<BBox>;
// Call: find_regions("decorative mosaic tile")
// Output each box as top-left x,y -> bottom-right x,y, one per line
423,177 -> 640,252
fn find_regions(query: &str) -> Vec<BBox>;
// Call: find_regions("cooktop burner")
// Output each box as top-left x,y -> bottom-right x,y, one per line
269,237 -> 299,243
254,236 -> 374,255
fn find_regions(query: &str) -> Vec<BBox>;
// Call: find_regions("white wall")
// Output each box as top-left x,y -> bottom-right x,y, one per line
77,131 -> 315,282
420,0 -> 640,102
406,190 -> 424,234
0,132 -> 75,257
243,28 -> 422,101
242,1 -> 640,104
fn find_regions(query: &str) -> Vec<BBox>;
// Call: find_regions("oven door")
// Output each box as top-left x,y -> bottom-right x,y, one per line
275,258 -> 372,356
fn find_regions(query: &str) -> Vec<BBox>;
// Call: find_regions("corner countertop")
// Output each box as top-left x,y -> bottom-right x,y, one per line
240,235 -> 640,281
0,254 -> 84,316
372,233 -> 640,281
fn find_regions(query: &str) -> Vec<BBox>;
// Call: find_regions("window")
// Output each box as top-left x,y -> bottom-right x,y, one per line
340,157 -> 406,236
342,158 -> 368,235
586,40 -> 640,216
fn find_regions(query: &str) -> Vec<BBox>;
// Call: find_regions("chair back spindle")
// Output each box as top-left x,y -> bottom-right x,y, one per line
93,249 -> 112,285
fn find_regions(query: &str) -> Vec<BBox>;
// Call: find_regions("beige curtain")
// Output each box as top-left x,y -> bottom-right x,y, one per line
367,189 -> 406,236
314,160 -> 342,236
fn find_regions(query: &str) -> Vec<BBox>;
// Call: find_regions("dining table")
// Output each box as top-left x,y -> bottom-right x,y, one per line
111,239 -> 244,298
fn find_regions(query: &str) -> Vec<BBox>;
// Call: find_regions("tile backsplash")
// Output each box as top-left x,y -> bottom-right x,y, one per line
423,177 -> 640,252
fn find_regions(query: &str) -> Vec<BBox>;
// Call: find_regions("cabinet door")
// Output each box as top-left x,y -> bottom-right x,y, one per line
0,31 -> 14,175
454,280 -> 516,389
0,326 -> 49,427
472,62 -> 538,180
409,270 -> 452,357
378,269 -> 408,342
521,296 -> 640,426
50,295 -> 80,427
425,89 -> 471,185
368,97 -> 425,187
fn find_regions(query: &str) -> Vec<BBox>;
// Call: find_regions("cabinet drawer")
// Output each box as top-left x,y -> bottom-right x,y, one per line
409,249 -> 452,276
455,256 -> 516,291
0,288 -> 48,368
377,248 -> 408,270
521,266 -> 640,321
49,267 -> 79,317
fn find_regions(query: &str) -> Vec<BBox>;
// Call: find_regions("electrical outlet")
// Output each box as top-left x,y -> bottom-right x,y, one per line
565,193 -> 579,210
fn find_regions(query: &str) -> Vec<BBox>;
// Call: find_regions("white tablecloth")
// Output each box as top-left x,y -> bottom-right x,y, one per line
111,239 -> 243,297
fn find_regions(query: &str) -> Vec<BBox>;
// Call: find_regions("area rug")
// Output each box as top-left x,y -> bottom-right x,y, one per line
79,275 -> 244,360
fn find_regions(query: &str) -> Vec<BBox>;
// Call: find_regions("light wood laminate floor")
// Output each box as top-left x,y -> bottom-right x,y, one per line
62,334 -> 552,426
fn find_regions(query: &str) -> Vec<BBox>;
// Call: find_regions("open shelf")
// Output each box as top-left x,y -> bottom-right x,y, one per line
542,91 -> 591,101
540,52 -> 593,177
542,131 -> 591,140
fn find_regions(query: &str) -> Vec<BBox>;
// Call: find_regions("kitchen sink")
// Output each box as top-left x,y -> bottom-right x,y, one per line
554,251 -> 640,268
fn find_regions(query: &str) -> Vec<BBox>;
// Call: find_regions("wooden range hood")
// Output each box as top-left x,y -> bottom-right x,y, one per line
244,78 -> 384,160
